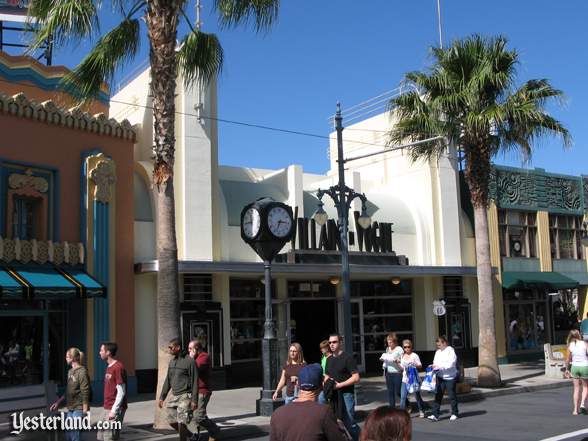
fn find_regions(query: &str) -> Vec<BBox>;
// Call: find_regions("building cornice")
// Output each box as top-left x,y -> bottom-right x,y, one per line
135,259 -> 487,277
0,92 -> 136,141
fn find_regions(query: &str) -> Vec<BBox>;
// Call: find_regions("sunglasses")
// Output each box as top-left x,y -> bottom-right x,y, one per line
403,346 -> 411,349
168,346 -> 176,350
328,341 -> 339,344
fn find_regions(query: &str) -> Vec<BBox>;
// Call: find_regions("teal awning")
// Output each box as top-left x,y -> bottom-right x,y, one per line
502,271 -> 580,290
0,265 -> 105,300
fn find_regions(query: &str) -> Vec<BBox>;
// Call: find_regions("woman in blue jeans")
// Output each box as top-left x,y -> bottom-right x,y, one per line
49,348 -> 90,441
399,339 -> 426,417
380,332 -> 404,408
428,336 -> 459,421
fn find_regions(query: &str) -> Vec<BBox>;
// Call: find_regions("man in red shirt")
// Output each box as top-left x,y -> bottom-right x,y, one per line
188,338 -> 220,441
98,342 -> 128,441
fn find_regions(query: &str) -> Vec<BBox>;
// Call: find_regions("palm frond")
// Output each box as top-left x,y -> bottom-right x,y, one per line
177,30 -> 224,87
63,18 -> 140,101
28,0 -> 99,50
214,0 -> 279,31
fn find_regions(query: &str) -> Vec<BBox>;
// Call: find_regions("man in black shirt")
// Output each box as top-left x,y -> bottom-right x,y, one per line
270,363 -> 347,441
324,334 -> 360,441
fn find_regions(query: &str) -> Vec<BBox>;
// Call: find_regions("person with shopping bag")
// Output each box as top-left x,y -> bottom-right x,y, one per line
428,336 -> 459,422
398,339 -> 426,417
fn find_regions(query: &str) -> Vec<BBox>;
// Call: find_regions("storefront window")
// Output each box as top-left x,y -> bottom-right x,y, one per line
498,210 -> 537,258
505,289 -> 549,353
549,214 -> 584,260
230,279 -> 276,363
0,315 -> 44,387
352,281 -> 413,361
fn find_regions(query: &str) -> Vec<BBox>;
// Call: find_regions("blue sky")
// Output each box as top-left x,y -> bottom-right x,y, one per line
44,1 -> 588,176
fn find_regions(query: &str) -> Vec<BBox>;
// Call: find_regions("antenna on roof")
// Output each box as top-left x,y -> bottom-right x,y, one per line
437,0 -> 443,49
196,0 -> 202,30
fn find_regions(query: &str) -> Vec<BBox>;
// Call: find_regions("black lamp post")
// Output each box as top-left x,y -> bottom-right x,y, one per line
240,197 -> 294,416
313,104 -> 372,354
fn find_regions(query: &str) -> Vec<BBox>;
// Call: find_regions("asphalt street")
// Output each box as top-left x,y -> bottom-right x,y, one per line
241,385 -> 588,441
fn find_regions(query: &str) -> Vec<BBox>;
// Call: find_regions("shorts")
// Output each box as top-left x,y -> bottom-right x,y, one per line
166,393 -> 198,432
571,365 -> 588,379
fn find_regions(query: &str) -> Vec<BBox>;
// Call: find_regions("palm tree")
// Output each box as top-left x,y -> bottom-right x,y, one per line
388,35 -> 570,387
27,0 -> 279,421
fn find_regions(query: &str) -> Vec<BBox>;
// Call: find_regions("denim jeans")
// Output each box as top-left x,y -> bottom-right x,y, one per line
431,377 -> 459,417
64,410 -> 84,441
385,372 -> 403,408
284,395 -> 296,405
317,390 -> 327,404
341,391 -> 360,441
399,382 -> 425,412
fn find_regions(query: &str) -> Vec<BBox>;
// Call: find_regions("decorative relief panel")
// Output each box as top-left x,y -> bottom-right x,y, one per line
0,237 -> 84,265
488,167 -> 584,213
544,176 -> 581,211
583,177 -> 588,208
89,154 -> 116,204
8,169 -> 49,193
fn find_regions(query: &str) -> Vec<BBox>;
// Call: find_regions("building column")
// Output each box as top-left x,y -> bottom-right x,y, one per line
213,274 -> 231,367
537,211 -> 553,272
83,152 -> 117,400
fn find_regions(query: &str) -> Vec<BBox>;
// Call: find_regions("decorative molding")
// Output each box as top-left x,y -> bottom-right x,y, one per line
8,168 -> 49,193
0,92 -> 136,141
89,154 -> 116,203
489,166 -> 584,214
0,236 -> 84,265
583,177 -> 588,210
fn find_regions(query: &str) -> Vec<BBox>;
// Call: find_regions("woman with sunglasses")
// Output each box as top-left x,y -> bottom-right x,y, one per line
399,339 -> 426,418
272,343 -> 306,404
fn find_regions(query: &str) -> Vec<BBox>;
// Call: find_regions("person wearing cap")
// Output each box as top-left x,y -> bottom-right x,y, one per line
270,363 -> 348,441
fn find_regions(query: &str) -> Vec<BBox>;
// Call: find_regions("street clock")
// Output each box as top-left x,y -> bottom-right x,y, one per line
240,198 -> 294,261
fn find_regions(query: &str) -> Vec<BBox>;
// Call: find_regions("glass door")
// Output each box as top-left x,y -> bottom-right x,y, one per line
505,302 -> 543,353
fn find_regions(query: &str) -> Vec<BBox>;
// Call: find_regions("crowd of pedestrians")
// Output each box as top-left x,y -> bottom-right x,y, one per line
269,332 -> 461,441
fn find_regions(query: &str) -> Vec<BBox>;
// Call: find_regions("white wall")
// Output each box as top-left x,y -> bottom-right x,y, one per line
134,274 -> 157,370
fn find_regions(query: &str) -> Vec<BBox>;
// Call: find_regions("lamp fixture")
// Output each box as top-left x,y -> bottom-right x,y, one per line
357,206 -> 372,230
313,201 -> 329,226
391,277 -> 401,285
329,276 -> 340,285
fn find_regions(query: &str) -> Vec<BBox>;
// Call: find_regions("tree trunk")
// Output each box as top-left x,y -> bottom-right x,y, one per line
473,203 -> 502,387
146,0 -> 182,429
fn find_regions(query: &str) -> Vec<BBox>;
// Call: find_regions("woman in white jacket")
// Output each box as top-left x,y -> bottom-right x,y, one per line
428,336 -> 459,421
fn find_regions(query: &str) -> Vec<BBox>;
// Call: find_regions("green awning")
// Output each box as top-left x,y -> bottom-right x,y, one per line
502,271 -> 579,290
0,265 -> 105,300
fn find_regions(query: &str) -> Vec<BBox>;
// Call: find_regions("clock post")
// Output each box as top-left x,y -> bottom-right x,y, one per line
240,197 -> 294,416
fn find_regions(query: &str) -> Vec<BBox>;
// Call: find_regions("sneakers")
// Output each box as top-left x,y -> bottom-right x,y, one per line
419,411 -> 425,418
427,415 -> 438,422
580,406 -> 587,415
450,415 -> 458,421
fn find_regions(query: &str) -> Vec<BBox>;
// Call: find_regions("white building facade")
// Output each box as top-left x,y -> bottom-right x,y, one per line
114,72 -> 588,391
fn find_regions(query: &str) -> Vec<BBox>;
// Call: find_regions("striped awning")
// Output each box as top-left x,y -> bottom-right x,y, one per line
0,265 -> 105,300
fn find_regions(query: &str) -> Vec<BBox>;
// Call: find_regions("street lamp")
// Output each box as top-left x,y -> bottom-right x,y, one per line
312,103 -> 372,354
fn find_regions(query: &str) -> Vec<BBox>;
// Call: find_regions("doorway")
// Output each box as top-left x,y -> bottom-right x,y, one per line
290,300 -> 337,363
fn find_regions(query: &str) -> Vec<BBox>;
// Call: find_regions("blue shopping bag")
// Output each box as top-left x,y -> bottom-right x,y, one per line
420,367 -> 437,392
406,366 -> 421,394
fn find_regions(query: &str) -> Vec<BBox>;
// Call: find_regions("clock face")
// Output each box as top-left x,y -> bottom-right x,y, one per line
267,206 -> 292,238
242,207 -> 261,238
513,241 -> 522,252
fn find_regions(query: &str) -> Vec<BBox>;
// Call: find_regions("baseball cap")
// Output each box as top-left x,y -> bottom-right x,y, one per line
298,363 -> 323,391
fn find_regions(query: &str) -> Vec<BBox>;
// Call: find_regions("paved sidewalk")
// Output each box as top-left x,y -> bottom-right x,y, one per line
4,361 -> 568,440
110,360 -> 569,440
